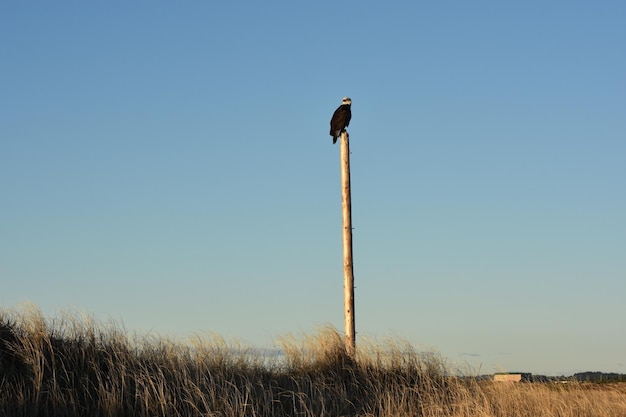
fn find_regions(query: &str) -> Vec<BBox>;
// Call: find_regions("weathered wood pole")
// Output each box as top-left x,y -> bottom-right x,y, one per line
339,129 -> 356,359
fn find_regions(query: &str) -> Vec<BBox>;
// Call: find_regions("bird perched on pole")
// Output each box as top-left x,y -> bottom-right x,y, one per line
330,97 -> 352,144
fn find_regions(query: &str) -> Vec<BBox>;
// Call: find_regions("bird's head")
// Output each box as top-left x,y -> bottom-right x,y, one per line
342,97 -> 352,105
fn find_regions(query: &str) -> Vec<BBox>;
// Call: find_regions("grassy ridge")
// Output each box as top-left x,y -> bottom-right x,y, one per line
1,305 -> 625,417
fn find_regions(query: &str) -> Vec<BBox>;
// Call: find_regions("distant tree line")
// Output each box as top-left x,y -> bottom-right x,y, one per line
573,372 -> 626,383
475,372 -> 626,383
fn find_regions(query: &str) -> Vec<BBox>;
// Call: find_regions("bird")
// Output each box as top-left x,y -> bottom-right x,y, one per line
329,97 -> 352,144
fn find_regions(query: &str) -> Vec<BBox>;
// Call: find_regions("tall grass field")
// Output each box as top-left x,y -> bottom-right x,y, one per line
1,305 -> 625,417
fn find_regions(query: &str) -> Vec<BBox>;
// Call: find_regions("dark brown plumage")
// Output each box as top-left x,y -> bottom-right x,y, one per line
330,97 -> 352,144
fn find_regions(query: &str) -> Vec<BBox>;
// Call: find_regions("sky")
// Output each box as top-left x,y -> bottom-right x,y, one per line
1,2 -> 625,376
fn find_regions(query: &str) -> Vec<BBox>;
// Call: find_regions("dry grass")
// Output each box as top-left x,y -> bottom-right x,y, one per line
1,305 -> 625,417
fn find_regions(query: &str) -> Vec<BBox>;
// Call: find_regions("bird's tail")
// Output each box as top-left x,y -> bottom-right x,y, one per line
332,135 -> 338,144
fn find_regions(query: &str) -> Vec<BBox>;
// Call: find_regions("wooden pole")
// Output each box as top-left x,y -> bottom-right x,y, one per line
339,130 -> 355,359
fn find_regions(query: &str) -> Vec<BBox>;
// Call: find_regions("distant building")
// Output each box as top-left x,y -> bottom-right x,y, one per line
493,373 -> 532,382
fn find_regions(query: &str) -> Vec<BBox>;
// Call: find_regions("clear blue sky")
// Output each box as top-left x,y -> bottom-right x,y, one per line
2,2 -> 625,376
